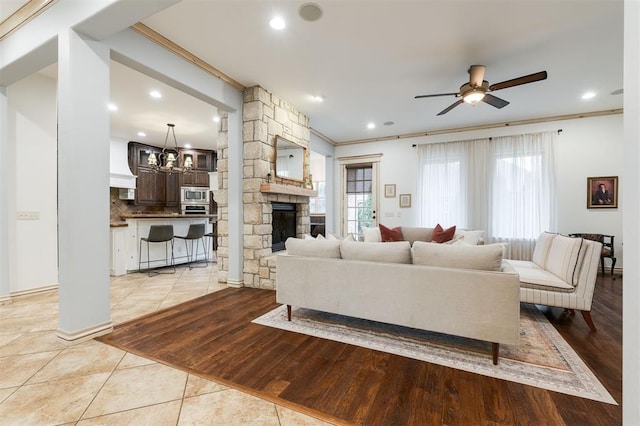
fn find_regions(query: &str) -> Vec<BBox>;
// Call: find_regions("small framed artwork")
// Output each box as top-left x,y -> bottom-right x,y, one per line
384,184 -> 396,198
587,176 -> 618,209
399,193 -> 411,208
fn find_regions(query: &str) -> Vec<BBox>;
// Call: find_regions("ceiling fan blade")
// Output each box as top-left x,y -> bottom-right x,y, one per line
415,92 -> 459,99
482,93 -> 510,109
488,71 -> 547,91
468,65 -> 486,88
437,99 -> 464,116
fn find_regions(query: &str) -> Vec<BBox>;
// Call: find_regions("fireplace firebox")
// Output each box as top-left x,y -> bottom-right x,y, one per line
272,203 -> 296,252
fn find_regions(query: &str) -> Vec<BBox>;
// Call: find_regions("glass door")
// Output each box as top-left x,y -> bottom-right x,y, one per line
341,159 -> 379,240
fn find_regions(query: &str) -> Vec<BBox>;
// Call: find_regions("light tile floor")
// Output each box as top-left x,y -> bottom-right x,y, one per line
0,263 -> 332,426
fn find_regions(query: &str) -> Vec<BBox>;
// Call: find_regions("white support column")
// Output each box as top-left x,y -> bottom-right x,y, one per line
0,86 -> 10,302
226,110 -> 244,287
623,0 -> 640,422
56,29 -> 112,340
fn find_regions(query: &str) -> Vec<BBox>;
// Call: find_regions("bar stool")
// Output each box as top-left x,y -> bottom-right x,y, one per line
175,223 -> 207,269
204,223 -> 217,263
139,225 -> 175,276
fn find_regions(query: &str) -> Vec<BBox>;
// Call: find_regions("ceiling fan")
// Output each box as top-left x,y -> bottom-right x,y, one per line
415,65 -> 548,116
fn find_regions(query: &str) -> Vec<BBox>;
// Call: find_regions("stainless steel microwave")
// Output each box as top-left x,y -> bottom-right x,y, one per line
181,186 -> 209,204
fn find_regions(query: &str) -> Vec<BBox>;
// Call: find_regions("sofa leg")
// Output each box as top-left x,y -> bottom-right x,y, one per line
581,311 -> 597,332
287,305 -> 292,321
492,343 -> 499,365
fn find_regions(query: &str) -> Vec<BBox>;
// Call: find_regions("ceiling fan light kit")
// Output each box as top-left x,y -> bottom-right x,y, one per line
415,65 -> 548,115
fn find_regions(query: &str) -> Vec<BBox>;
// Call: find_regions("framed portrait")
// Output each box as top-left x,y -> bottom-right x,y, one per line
384,184 -> 396,198
399,193 -> 411,208
587,176 -> 618,209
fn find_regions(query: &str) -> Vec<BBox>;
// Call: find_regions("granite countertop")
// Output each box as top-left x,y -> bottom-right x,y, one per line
120,213 -> 217,220
110,221 -> 128,228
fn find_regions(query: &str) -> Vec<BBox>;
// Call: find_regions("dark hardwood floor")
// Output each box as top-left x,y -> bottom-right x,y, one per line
97,274 -> 622,425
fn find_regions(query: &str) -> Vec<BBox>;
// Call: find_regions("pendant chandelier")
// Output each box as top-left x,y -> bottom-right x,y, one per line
147,123 -> 193,173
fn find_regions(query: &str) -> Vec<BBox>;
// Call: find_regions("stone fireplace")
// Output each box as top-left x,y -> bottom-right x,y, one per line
271,203 -> 296,252
215,85 -> 316,289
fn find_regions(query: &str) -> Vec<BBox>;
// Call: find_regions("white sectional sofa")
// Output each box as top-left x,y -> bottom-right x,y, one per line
505,232 -> 602,331
276,237 -> 520,365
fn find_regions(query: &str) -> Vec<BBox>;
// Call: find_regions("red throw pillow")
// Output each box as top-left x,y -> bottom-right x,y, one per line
431,224 -> 456,243
379,224 -> 403,242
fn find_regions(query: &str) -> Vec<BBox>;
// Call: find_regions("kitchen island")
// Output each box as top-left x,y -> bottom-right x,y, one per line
111,214 -> 217,276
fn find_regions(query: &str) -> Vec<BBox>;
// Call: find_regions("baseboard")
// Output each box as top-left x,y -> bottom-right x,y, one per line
227,279 -> 243,288
56,321 -> 114,344
10,284 -> 58,298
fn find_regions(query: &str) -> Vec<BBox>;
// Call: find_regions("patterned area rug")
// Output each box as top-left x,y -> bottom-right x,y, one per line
253,303 -> 616,405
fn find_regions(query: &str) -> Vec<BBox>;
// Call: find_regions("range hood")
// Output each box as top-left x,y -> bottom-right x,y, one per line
110,139 -> 137,189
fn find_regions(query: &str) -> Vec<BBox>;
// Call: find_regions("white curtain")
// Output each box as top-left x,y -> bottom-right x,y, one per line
416,131 -> 557,260
488,132 -> 557,259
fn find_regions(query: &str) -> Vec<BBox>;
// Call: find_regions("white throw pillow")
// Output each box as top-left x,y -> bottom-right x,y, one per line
327,232 -> 356,241
545,235 -> 583,285
362,226 -> 382,243
284,237 -> 341,258
340,240 -> 411,264
532,232 -> 557,268
453,229 -> 485,245
411,241 -> 503,271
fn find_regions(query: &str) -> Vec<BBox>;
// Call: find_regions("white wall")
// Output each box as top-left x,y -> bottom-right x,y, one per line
334,114 -> 623,266
8,72 -> 58,293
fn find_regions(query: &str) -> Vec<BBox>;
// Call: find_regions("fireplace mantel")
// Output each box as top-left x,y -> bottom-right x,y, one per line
260,183 -> 318,197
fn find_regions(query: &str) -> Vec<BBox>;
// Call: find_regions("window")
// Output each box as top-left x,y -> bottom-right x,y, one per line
416,132 -> 556,259
345,166 -> 373,239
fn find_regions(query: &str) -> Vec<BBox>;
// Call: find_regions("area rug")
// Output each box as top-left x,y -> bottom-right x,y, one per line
252,303 -> 616,405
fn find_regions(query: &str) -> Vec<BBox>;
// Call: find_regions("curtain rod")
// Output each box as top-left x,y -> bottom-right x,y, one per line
411,128 -> 563,147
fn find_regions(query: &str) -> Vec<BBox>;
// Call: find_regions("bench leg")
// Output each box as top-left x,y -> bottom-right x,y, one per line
287,305 -> 292,321
581,310 -> 597,332
492,343 -> 499,365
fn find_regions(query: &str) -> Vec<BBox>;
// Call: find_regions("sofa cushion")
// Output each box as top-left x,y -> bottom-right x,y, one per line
506,259 -> 575,290
411,241 -> 503,271
431,224 -> 457,243
532,231 -> 557,268
400,226 -> 433,244
545,234 -> 584,286
362,226 -> 382,242
340,240 -> 411,264
327,232 -> 355,241
285,237 -> 341,258
379,224 -> 403,242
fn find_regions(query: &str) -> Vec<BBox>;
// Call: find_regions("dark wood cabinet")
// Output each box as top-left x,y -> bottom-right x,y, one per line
128,142 -> 216,205
165,172 -> 180,206
135,167 -> 166,205
180,170 -> 209,187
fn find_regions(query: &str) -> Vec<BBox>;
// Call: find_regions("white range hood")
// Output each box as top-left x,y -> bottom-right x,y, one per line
110,139 -> 137,189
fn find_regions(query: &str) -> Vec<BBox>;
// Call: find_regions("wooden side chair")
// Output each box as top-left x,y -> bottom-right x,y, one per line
569,233 -> 616,279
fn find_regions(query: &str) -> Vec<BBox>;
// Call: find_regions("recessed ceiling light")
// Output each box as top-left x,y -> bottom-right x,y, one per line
299,3 -> 323,22
137,131 -> 146,137
270,16 -> 285,30
149,90 -> 162,99
367,122 -> 376,129
383,121 -> 395,126
581,91 -> 596,100
212,115 -> 221,123
108,103 -> 118,111
184,144 -> 192,149
310,95 -> 324,103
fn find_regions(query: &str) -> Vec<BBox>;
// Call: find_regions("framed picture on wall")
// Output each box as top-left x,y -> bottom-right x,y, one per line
587,176 -> 618,209
399,193 -> 411,208
384,184 -> 396,198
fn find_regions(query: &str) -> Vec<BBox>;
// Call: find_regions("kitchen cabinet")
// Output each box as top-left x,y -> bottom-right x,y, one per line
128,142 -> 216,203
180,170 -> 210,187
135,167 -> 166,205
166,172 -> 180,206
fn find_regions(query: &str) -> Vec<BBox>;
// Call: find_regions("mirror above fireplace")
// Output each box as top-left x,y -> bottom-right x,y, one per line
275,135 -> 306,182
